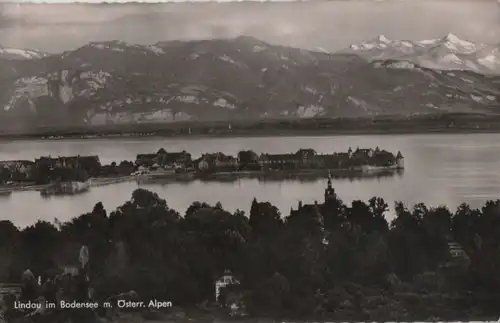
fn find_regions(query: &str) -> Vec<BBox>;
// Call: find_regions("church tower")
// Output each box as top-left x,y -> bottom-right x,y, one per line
348,147 -> 353,159
396,151 -> 404,169
324,171 -> 336,203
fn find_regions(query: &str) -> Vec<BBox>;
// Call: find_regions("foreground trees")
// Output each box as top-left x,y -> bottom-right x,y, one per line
2,188 -> 500,319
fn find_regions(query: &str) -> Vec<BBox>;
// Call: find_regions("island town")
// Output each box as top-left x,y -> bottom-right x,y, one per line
0,147 -> 404,195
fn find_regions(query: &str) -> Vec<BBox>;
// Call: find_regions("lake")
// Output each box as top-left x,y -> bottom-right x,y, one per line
1,133 -> 500,228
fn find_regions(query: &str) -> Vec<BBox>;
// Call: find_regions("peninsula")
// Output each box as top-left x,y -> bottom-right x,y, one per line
0,147 -> 404,194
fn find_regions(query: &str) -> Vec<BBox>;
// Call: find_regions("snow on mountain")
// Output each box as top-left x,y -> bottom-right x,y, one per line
349,35 -> 392,51
343,33 -> 500,75
0,47 -> 48,60
86,41 -> 165,55
0,36 -> 498,129
440,33 -> 477,53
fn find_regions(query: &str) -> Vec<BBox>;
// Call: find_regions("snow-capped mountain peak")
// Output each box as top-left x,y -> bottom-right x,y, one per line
0,36 -> 498,129
349,35 -> 392,51
438,33 -> 477,53
343,33 -> 499,75
376,35 -> 391,44
0,46 -> 48,60
443,33 -> 461,43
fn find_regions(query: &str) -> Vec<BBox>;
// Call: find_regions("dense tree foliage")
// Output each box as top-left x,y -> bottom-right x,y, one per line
2,189 -> 500,320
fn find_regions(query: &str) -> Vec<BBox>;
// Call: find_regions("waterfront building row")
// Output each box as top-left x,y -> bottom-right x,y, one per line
0,147 -> 403,185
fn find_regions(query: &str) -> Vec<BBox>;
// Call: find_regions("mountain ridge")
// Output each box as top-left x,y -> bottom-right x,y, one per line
0,35 -> 499,131
342,33 -> 500,75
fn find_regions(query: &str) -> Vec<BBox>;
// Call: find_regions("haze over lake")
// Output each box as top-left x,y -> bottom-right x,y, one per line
1,133 -> 500,228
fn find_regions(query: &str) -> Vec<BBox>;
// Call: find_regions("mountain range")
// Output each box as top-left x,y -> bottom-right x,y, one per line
0,34 -> 499,130
343,33 -> 500,76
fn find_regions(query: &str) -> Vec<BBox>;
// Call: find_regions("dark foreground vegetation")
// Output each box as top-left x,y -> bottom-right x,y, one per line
2,113 -> 500,140
2,188 -> 500,321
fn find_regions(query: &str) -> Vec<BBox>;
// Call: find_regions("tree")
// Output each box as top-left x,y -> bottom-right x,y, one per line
184,206 -> 250,274
0,220 -> 22,281
391,201 -> 421,233
92,202 -> 107,218
249,199 -> 283,237
247,272 -> 290,315
119,160 -> 133,167
21,221 -> 60,275
322,195 -> 346,231
131,188 -> 167,209
237,150 -> 258,165
388,202 -> 427,280
452,203 -> 480,249
185,201 -> 211,218
347,200 -> 373,233
368,197 -> 389,232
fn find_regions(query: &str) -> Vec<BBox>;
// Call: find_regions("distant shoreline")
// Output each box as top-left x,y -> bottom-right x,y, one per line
2,113 -> 500,141
2,126 -> 500,142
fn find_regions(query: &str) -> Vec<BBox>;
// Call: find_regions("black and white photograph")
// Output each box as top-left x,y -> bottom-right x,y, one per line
0,0 -> 500,321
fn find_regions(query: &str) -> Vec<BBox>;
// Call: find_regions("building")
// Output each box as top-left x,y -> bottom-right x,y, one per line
213,153 -> 238,168
314,153 -> 349,169
193,156 -> 210,171
324,172 -> 337,203
0,160 -> 34,173
369,149 -> 396,167
396,151 -> 404,169
348,147 -> 353,158
194,154 -> 214,171
35,156 -> 61,170
295,149 -> 317,168
258,153 -> 299,169
0,160 -> 35,180
135,154 -> 159,167
157,150 -> 192,168
34,156 -> 100,173
289,173 -> 335,225
215,269 -> 239,302
448,241 -> 468,259
353,147 -> 375,159
194,153 -> 238,171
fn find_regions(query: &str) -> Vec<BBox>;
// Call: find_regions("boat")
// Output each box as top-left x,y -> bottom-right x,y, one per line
41,180 -> 90,197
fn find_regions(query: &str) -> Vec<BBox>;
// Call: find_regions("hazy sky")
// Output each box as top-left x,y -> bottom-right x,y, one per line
0,0 -> 499,53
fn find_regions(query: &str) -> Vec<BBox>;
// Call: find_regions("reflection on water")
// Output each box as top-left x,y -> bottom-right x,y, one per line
140,169 -> 404,185
1,133 -> 500,227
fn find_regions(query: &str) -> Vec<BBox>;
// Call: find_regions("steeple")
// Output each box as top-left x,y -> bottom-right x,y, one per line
324,171 -> 336,203
396,151 -> 404,169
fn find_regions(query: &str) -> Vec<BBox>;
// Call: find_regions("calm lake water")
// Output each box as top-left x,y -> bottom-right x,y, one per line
1,133 -> 500,228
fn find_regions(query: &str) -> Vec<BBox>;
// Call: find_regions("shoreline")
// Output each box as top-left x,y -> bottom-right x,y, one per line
3,127 -> 500,142
3,112 -> 500,141
0,168 -> 403,194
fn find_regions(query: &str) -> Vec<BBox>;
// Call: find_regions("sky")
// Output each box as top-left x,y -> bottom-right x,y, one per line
0,0 -> 499,53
